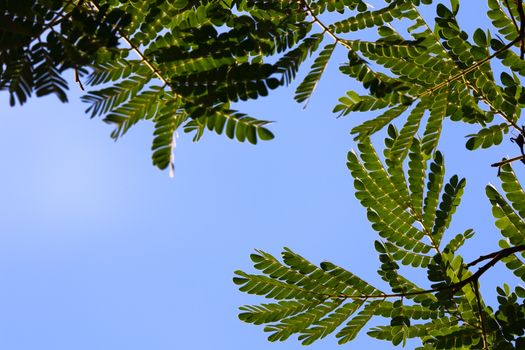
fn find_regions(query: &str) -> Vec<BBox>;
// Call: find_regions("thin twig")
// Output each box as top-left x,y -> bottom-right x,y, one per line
467,245 -> 525,267
490,154 -> 525,167
74,65 -> 85,91
516,0 -> 525,58
319,245 -> 525,301
503,0 -> 520,33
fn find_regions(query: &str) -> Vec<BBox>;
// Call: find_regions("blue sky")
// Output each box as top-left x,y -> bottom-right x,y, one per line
1,2 -> 524,349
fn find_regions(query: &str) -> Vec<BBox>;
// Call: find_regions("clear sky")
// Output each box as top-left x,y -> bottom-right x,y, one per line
1,2 -> 523,349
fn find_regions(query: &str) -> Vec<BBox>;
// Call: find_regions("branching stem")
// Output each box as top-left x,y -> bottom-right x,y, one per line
319,244 -> 525,301
417,37 -> 521,98
85,1 -> 172,88
299,0 -> 352,51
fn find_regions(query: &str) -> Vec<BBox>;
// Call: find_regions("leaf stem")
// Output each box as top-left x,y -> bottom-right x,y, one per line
417,37 -> 521,98
299,0 -> 350,50
84,1 -> 175,91
503,0 -> 520,33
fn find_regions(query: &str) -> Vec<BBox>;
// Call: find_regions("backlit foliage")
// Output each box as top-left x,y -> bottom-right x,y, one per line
4,0 -> 525,348
232,0 -> 525,349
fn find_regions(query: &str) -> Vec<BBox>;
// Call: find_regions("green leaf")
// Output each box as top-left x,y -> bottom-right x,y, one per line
431,175 -> 466,246
408,138 -> 426,214
465,123 -> 508,150
329,2 -> 416,34
389,99 -> 429,162
423,152 -> 445,231
184,109 -> 273,144
497,164 -> 525,219
294,43 -> 336,105
151,99 -> 188,170
487,185 -> 525,247
336,300 -> 384,344
350,103 -> 411,140
421,89 -> 448,155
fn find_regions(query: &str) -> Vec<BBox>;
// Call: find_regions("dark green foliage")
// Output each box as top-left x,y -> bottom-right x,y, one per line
78,0 -> 316,169
0,0 -> 130,106
2,0 -> 312,170
294,43 -> 336,104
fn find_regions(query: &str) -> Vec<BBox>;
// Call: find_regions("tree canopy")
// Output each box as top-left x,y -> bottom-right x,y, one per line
4,0 -> 525,348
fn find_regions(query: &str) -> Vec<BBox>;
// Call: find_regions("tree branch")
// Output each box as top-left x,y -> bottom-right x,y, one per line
320,244 -> 525,301
490,154 -> 525,168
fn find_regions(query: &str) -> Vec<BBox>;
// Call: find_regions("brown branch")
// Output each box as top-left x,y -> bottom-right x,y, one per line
517,0 -> 525,58
321,245 -> 525,301
449,245 -> 525,293
466,244 -> 525,267
490,154 -> 525,167
74,65 -> 85,91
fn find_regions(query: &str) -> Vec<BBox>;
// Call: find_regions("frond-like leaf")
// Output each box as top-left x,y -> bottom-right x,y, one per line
431,175 -> 466,246
336,300 -> 384,344
151,99 -> 188,170
87,59 -> 147,86
275,33 -> 323,86
497,164 -> 525,218
329,2 -> 416,33
105,86 -> 165,139
465,123 -> 509,150
347,150 -> 431,254
422,152 -> 446,231
239,300 -> 324,325
82,73 -> 152,118
297,300 -> 365,345
350,103 -> 411,140
236,249 -> 383,345
389,98 -> 429,162
421,89 -> 448,155
183,108 -> 274,144
408,138 -> 427,214
498,240 -> 525,283
294,43 -> 335,104
442,229 -> 475,255
264,299 -> 344,342
486,185 -> 525,247
487,0 -> 520,43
